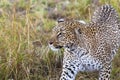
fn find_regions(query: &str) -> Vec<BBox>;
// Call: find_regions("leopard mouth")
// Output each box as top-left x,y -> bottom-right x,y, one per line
49,44 -> 63,51
55,45 -> 63,49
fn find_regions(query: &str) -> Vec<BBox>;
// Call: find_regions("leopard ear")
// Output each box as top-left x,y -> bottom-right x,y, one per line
57,18 -> 64,23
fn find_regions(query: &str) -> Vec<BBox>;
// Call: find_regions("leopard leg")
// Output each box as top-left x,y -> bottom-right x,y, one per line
99,63 -> 111,80
60,60 -> 80,80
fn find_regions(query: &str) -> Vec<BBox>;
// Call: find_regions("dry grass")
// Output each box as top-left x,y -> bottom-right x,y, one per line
0,0 -> 120,80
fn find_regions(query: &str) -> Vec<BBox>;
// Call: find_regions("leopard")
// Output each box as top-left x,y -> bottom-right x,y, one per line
48,4 -> 120,80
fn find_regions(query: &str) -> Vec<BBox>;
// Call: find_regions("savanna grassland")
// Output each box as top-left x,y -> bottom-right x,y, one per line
0,0 -> 120,80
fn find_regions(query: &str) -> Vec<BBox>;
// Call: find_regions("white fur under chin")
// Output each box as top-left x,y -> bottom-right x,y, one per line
49,44 -> 59,51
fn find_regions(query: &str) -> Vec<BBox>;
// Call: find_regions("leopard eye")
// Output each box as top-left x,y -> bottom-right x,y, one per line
57,32 -> 63,39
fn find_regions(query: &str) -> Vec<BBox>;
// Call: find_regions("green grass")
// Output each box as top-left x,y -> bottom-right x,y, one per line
0,0 -> 120,80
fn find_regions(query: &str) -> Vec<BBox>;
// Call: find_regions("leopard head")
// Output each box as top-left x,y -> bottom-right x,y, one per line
48,19 -> 85,51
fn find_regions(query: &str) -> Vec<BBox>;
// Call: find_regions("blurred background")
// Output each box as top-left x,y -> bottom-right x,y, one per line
0,0 -> 120,80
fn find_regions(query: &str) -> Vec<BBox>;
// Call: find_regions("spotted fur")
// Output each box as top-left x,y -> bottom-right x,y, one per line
49,5 -> 120,80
